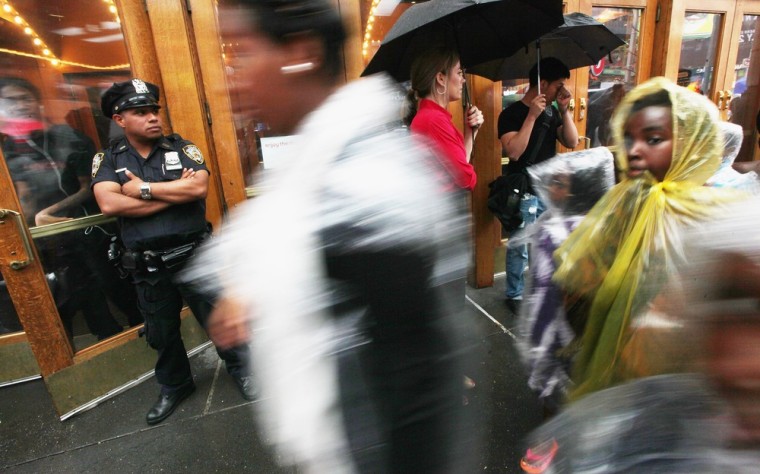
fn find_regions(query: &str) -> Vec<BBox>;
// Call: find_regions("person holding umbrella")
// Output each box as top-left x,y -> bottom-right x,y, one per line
404,47 -> 485,395
404,47 -> 484,192
499,57 -> 579,312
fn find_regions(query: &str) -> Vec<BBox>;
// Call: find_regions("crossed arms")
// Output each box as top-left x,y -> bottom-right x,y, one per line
93,168 -> 208,218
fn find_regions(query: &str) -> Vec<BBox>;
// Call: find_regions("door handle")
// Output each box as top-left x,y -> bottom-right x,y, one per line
578,98 -> 586,121
724,90 -> 732,111
0,209 -> 35,270
568,98 -> 575,112
579,136 -> 592,149
717,90 -> 725,110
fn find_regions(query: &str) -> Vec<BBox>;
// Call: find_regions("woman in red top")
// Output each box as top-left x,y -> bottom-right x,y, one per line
405,48 -> 484,394
405,47 -> 484,191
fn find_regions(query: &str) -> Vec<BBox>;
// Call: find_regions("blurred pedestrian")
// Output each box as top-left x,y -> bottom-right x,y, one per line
553,77 -> 745,400
705,121 -> 759,191
183,1 -> 475,472
512,148 -> 614,417
586,82 -> 625,147
498,57 -> 579,314
92,79 -> 255,425
405,47 -> 484,192
732,108 -> 760,173
520,197 -> 760,473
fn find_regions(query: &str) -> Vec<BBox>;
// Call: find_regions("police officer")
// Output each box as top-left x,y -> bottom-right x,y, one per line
91,79 -> 255,425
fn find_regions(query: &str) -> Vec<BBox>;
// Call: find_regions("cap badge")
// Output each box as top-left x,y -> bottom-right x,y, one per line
132,79 -> 150,94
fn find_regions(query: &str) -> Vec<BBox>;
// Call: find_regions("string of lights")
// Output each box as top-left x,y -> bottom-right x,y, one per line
0,47 -> 128,70
0,0 -> 128,70
102,0 -> 121,24
0,0 -> 60,65
362,0 -> 381,58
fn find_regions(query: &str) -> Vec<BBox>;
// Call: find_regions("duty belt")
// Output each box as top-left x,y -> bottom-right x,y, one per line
121,241 -> 199,274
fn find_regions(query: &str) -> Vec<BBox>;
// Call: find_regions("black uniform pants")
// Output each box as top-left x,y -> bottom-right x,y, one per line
134,269 -> 250,388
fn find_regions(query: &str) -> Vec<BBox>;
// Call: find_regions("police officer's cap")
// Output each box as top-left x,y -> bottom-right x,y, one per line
101,79 -> 161,117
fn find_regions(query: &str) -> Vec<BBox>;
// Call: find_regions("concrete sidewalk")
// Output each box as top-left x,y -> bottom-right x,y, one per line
1,278 -> 542,473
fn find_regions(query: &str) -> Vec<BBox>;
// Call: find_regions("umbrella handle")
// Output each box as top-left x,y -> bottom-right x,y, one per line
536,40 -> 542,96
462,81 -> 472,129
462,82 -> 479,131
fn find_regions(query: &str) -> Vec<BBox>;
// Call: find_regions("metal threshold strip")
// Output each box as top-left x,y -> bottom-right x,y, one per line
0,374 -> 41,389
59,341 -> 213,421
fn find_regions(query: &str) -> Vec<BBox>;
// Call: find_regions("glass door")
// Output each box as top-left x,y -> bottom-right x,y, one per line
0,0 -> 217,419
721,2 -> 760,162
674,1 -> 737,110
1,0 -> 136,385
585,3 -> 648,148
651,0 -> 759,162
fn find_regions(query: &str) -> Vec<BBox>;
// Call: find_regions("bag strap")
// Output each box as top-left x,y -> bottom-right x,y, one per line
524,109 -> 553,167
525,104 -> 554,168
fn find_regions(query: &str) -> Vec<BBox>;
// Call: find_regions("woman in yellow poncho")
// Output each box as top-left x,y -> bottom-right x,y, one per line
553,77 -> 742,400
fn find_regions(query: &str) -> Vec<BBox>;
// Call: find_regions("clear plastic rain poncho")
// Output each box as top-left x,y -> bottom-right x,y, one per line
552,77 -> 746,400
511,147 -> 615,410
181,75 -> 473,472
521,197 -> 760,473
705,120 -> 760,191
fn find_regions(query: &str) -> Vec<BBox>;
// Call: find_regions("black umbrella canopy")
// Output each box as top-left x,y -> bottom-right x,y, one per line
361,0 -> 564,82
467,12 -> 627,81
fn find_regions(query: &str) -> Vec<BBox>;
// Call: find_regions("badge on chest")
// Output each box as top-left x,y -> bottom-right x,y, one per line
164,151 -> 182,171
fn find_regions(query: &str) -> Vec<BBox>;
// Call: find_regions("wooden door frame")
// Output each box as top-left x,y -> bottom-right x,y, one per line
721,0 -> 760,161
187,0 -> 248,212
117,0 -> 173,130
652,0 -> 737,96
336,0 -> 365,82
144,0 -> 225,227
0,151 -> 72,376
467,77 -> 503,288
582,0 -> 655,84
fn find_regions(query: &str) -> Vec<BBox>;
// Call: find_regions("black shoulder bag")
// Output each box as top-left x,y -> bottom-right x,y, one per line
488,110 -> 552,231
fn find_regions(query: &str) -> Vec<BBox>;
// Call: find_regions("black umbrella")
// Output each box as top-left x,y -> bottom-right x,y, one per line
361,0 -> 564,83
467,12 -> 627,84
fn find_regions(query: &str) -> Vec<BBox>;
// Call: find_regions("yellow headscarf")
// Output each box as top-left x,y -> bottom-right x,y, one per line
553,77 -> 741,399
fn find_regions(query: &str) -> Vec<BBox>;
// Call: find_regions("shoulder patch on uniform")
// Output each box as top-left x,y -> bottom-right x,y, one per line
92,153 -> 105,178
182,145 -> 204,164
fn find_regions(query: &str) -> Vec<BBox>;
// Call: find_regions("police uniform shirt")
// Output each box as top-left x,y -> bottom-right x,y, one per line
91,135 -> 209,250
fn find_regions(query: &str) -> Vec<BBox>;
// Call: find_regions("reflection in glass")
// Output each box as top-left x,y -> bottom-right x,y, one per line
728,15 -> 759,163
678,12 -> 722,98
33,224 -> 142,349
0,0 -> 141,349
587,7 -> 642,147
219,1 -> 263,189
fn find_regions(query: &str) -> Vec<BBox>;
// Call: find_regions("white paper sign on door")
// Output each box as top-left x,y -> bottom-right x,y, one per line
259,136 -> 298,170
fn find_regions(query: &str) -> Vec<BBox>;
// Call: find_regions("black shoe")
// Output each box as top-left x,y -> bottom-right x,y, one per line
233,375 -> 258,401
505,298 -> 522,315
146,382 -> 196,425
